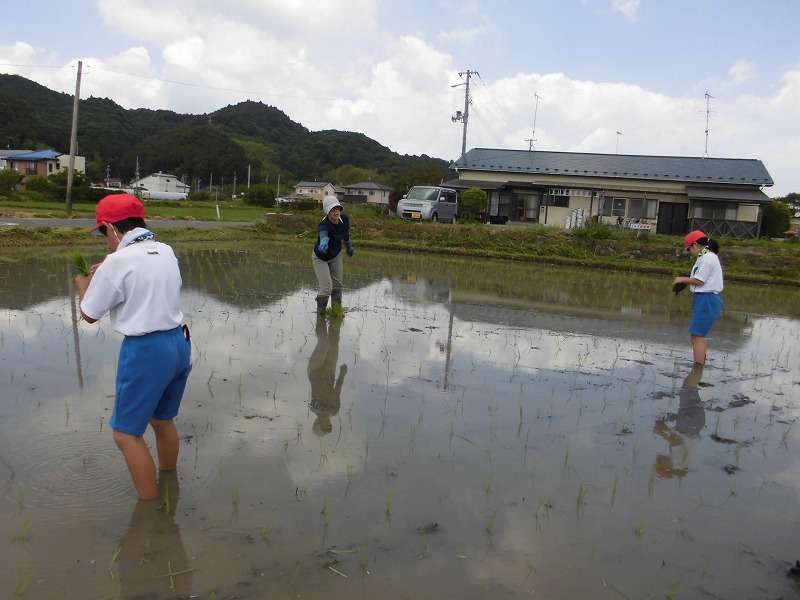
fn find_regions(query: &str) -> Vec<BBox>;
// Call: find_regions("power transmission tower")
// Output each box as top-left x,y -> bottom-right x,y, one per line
451,69 -> 478,158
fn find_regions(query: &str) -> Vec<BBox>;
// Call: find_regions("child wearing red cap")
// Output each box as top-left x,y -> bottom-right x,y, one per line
672,230 -> 724,365
74,194 -> 192,500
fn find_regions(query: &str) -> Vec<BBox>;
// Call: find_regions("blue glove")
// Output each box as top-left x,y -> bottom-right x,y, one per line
346,241 -> 354,257
318,237 -> 329,252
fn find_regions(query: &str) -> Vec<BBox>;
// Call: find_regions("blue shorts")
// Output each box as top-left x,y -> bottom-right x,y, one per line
110,326 -> 192,436
689,293 -> 723,337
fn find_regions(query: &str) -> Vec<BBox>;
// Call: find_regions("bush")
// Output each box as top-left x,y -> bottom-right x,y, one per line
460,188 -> 488,219
761,200 -> 791,238
241,183 -> 276,208
24,175 -> 53,192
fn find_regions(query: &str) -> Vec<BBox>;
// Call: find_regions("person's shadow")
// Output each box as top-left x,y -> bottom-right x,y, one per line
307,315 -> 347,437
653,364 -> 706,479
115,471 -> 192,597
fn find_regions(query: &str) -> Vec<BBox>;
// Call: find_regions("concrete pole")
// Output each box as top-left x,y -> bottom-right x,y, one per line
65,61 -> 82,215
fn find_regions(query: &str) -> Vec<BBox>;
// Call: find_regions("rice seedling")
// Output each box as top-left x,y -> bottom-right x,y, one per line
610,471 -> 619,507
108,545 -> 122,581
634,522 -> 644,540
485,507 -> 498,533
69,251 -> 91,276
666,581 -> 681,599
232,486 -> 240,508
260,524 -> 273,544
13,571 -> 36,596
385,492 -> 394,516
321,500 -> 330,527
576,482 -> 586,510
12,514 -> 32,541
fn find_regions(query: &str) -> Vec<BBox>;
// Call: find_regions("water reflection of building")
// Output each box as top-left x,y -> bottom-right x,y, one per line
389,276 -> 451,304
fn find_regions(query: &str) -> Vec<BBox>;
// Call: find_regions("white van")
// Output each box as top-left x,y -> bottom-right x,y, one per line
397,186 -> 458,223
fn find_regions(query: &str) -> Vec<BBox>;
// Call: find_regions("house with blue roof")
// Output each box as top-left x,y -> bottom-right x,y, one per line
446,148 -> 774,239
4,148 -> 86,180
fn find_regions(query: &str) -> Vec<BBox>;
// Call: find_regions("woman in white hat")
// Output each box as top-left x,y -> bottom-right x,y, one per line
312,195 -> 353,313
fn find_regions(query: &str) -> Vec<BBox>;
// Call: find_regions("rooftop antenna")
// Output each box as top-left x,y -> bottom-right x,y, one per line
525,91 -> 542,151
615,131 -> 622,154
451,69 -> 478,158
702,91 -> 714,158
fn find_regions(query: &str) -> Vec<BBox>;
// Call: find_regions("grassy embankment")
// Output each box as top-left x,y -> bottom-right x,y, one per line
2,194 -> 799,286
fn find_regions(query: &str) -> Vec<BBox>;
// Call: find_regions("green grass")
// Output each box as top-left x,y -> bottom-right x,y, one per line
2,195 -> 800,285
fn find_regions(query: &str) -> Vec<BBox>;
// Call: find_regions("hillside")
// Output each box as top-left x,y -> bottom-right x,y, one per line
0,74 -> 451,188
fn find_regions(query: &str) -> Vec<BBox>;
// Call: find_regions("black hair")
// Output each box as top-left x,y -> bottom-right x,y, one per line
111,217 -> 147,233
696,236 -> 720,255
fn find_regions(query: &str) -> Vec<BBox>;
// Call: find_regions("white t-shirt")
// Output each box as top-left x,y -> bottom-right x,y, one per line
689,250 -> 724,294
80,228 -> 184,336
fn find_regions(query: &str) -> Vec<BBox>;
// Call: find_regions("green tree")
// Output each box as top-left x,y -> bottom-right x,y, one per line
761,200 -> 791,238
460,188 -> 488,218
0,168 -> 22,191
242,183 -> 276,208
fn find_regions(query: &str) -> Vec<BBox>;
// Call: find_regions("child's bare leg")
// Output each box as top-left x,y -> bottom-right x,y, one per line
113,429 -> 158,499
690,334 -> 707,365
150,418 -> 179,471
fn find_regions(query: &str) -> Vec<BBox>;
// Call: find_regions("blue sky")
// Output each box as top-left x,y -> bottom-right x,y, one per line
2,0 -> 798,196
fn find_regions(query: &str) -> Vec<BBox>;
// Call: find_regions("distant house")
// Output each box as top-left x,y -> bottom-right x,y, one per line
294,181 -> 337,203
446,148 -> 774,239
3,148 -> 86,179
0,149 -> 32,172
130,172 -> 190,198
342,181 -> 393,206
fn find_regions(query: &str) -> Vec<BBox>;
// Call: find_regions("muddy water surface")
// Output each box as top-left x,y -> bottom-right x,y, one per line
1,242 -> 799,599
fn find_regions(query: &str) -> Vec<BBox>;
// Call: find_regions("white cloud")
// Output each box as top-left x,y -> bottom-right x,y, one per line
612,0 -> 641,23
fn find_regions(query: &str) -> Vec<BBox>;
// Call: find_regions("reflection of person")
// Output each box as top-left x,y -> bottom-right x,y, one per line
653,363 -> 705,479
312,196 -> 353,314
74,194 -> 192,500
672,230 -> 723,365
307,316 -> 347,436
116,471 -> 192,597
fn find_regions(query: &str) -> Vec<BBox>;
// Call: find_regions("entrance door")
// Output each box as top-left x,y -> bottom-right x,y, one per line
657,202 -> 689,235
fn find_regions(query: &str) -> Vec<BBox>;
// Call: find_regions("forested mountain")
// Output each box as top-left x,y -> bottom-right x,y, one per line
0,74 -> 451,188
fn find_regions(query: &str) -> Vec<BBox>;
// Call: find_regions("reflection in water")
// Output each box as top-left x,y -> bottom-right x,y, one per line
116,471 -> 192,598
2,246 -> 800,599
307,316 -> 347,436
653,363 -> 706,479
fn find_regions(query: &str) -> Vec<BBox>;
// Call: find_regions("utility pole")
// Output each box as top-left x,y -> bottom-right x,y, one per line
65,60 -> 82,215
247,164 -> 251,188
615,131 -> 622,154
452,69 -> 478,158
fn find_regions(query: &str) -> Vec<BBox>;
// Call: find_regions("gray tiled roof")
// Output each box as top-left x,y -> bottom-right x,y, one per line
452,148 -> 773,187
344,181 -> 393,190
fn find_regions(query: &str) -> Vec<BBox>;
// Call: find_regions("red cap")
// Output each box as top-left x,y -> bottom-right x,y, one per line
91,193 -> 145,235
683,230 -> 706,251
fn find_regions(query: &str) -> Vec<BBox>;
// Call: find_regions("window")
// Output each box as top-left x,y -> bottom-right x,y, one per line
693,201 -> 737,220
628,198 -> 657,219
544,190 -> 570,208
25,162 -> 37,175
48,163 -> 53,173
600,197 -> 627,216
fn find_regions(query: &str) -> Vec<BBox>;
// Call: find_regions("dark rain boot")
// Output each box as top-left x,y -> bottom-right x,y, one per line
331,290 -> 342,308
316,295 -> 329,314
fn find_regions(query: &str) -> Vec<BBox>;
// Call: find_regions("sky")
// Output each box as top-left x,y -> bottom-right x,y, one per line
1,0 -> 798,197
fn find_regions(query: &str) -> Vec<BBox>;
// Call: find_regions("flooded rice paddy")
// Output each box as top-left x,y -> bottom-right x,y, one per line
1,241 -> 799,599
